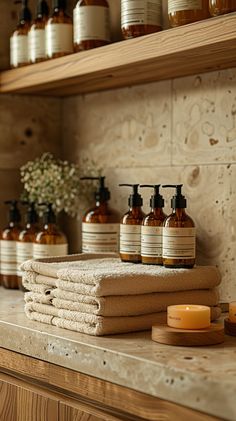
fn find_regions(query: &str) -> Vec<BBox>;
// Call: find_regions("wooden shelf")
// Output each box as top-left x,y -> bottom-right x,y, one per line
1,13 -> 236,97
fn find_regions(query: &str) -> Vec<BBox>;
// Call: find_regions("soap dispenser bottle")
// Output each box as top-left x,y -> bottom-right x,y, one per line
46,0 -> 73,59
1,201 -> 22,289
28,0 -> 50,63
119,184 -> 145,263
140,185 -> 166,265
10,0 -> 32,68
162,185 -> 196,268
81,176 -> 120,253
34,204 -> 68,258
17,202 -> 40,290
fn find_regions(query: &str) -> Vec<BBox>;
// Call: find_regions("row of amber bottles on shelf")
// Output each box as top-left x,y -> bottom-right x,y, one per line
0,201 -> 68,290
10,1 -> 236,69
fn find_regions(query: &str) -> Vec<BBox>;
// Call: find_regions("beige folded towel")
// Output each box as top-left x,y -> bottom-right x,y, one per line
24,304 -> 221,336
22,280 -> 53,295
52,288 -> 219,317
25,291 -> 53,305
23,271 -> 57,287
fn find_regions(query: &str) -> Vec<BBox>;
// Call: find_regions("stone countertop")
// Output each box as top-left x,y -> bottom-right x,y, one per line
0,288 -> 235,421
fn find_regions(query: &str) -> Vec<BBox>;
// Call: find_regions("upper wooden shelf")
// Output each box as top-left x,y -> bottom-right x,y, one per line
1,13 -> 236,97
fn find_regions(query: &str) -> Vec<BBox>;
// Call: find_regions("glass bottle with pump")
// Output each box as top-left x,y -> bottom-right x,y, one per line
162,185 -> 196,268
46,0 -> 73,59
34,204 -> 68,258
1,201 -> 22,289
28,0 -> 49,63
74,0 -> 110,52
209,0 -> 236,16
10,0 -> 32,68
119,184 -> 145,263
121,0 -> 162,39
140,185 -> 166,265
17,203 -> 40,291
81,177 -> 120,253
168,0 -> 209,27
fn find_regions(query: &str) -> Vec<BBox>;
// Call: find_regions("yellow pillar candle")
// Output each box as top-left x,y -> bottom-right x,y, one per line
229,302 -> 236,323
167,305 -> 211,330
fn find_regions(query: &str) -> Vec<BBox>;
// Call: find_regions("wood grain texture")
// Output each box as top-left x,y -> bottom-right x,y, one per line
152,324 -> 225,347
0,348 -> 223,421
59,403 -> 110,421
1,14 -> 236,96
0,379 -> 17,421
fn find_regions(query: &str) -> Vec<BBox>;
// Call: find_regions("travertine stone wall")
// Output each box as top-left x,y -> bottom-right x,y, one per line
62,69 -> 236,302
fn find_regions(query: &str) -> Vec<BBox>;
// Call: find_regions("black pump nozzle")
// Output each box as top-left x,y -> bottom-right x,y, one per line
53,0 -> 66,10
119,184 -> 143,207
16,0 -> 32,22
140,184 -> 164,209
37,0 -> 49,17
162,184 -> 187,209
21,202 -> 39,224
4,200 -> 21,223
80,176 -> 110,202
38,203 -> 56,224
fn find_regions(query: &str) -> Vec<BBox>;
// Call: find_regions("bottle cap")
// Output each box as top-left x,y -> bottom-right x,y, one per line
140,185 -> 164,209
37,0 -> 49,17
19,0 -> 32,22
22,202 -> 39,224
80,176 -> 110,202
119,184 -> 143,207
4,200 -> 21,223
162,184 -> 187,209
53,0 -> 66,10
39,203 -> 56,224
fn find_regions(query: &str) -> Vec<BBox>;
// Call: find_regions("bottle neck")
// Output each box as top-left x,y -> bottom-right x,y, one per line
9,221 -> 21,228
151,207 -> 164,215
172,208 -> 186,217
53,0 -> 66,12
129,206 -> 143,216
95,200 -> 108,208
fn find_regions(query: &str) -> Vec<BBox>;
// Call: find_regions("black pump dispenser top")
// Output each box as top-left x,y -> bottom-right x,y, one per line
119,184 -> 143,207
4,200 -> 21,223
140,185 -> 164,209
53,0 -> 66,10
37,0 -> 49,17
162,184 -> 187,209
19,0 -> 32,23
39,204 -> 56,224
22,202 -> 39,224
81,176 -> 111,203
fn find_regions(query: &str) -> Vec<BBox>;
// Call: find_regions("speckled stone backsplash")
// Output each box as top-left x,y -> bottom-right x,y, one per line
62,69 -> 236,303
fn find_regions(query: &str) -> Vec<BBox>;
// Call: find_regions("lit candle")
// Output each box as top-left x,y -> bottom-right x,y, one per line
167,305 -> 211,330
229,302 -> 236,323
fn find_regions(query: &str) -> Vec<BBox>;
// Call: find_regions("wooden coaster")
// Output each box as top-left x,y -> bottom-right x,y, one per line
224,318 -> 236,336
152,323 -> 224,347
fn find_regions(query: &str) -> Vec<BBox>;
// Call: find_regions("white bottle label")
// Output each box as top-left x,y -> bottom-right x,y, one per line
46,23 -> 73,57
120,224 -> 141,255
10,34 -> 28,67
162,227 -> 196,259
141,225 -> 163,258
121,0 -> 162,28
17,242 -> 33,277
29,28 -> 46,62
168,0 -> 202,14
82,223 -> 119,253
33,243 -> 68,259
0,240 -> 17,276
73,5 -> 110,43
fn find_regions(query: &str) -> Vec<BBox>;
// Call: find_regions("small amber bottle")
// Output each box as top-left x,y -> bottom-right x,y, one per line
140,185 -> 166,265
74,0 -> 110,52
162,185 -> 196,268
121,0 -> 162,39
34,204 -> 68,258
168,0 -> 210,27
28,0 -> 49,63
1,201 -> 22,289
46,0 -> 73,59
10,0 -> 32,68
209,0 -> 236,16
81,177 -> 120,253
119,184 -> 145,263
17,203 -> 40,291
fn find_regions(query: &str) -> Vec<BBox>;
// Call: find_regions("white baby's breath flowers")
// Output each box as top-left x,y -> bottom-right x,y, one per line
21,153 -> 99,217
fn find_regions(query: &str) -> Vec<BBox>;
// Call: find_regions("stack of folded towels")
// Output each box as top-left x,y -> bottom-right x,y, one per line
21,253 -> 222,336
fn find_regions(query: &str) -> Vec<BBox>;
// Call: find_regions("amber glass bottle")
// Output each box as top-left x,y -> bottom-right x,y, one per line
140,185 -> 166,265
121,0 -> 162,39
74,0 -> 110,52
168,0 -> 209,27
162,185 -> 195,268
209,0 -> 236,15
119,184 -> 145,263
17,203 -> 40,291
46,0 -> 73,59
34,204 -> 68,258
10,0 -> 32,68
28,0 -> 49,63
1,201 -> 22,289
81,177 -> 120,253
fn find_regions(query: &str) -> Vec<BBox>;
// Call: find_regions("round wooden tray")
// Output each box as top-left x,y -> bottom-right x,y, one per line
152,323 -> 224,347
224,318 -> 236,336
